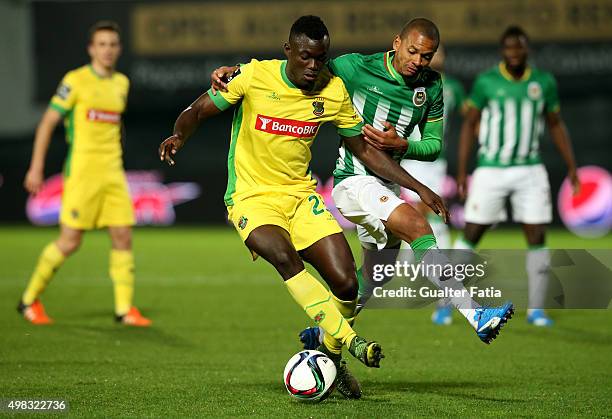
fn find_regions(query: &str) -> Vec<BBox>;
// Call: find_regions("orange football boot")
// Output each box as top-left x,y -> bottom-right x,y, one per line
116,307 -> 152,327
17,299 -> 53,325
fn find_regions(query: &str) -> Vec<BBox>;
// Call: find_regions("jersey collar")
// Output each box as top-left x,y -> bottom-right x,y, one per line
88,64 -> 114,79
280,61 -> 298,89
499,62 -> 531,82
384,51 -> 406,86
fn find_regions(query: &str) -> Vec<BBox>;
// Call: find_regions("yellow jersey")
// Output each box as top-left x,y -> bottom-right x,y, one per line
49,65 -> 129,175
209,59 -> 363,206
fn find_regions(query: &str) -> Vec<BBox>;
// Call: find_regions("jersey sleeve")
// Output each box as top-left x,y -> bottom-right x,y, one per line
49,71 -> 78,116
544,73 -> 561,113
328,53 -> 361,81
208,60 -> 256,111
333,82 -> 364,137
403,119 -> 442,162
426,78 -> 444,122
467,74 -> 488,110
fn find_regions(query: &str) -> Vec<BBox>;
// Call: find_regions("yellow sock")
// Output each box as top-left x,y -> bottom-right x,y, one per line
110,249 -> 134,316
22,242 -> 66,305
285,270 -> 357,350
323,295 -> 357,355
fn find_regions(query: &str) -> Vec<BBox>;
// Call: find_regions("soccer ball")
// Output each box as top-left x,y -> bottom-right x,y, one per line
283,350 -> 336,402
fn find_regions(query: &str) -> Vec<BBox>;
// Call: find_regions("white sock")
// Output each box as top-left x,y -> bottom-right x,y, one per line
527,247 -> 550,312
421,247 -> 480,328
429,217 -> 451,249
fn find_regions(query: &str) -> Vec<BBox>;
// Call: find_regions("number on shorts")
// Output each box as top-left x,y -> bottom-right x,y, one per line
308,195 -> 325,215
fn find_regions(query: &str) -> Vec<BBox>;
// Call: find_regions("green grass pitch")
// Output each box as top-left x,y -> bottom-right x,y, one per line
1,226 -> 611,416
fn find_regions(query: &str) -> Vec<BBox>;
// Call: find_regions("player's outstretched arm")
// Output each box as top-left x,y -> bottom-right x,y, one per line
159,93 -> 223,166
546,111 -> 580,194
343,135 -> 449,223
456,106 -> 481,201
24,107 -> 62,195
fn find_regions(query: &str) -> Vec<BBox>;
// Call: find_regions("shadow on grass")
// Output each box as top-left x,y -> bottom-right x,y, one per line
512,325 -> 612,346
358,380 -> 528,404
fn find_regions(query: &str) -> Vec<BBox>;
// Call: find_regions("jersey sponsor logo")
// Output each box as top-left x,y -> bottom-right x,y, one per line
413,87 -> 426,107
87,109 -> 121,124
255,114 -> 320,138
312,97 -> 325,116
528,81 -> 542,100
56,83 -> 71,100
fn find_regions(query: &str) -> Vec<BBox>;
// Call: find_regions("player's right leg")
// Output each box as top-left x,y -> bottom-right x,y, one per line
18,224 -> 83,324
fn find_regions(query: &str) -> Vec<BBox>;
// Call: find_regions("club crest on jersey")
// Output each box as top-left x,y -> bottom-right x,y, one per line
312,98 -> 325,116
238,216 -> 248,230
413,87 -> 426,107
527,81 -> 542,100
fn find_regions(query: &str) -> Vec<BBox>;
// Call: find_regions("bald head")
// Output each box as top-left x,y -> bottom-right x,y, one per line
400,18 -> 440,48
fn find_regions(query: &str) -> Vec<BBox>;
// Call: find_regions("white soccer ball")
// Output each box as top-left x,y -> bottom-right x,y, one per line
283,350 -> 337,402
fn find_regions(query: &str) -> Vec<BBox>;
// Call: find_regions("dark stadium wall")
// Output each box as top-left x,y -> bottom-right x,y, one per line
0,0 -> 610,224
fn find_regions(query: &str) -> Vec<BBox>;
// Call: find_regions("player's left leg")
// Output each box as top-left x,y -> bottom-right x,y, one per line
101,171 -> 150,326
522,224 -> 553,326
107,226 -> 151,327
511,164 -> 554,326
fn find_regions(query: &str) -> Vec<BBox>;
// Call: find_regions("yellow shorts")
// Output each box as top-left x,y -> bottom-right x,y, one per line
60,169 -> 135,230
227,191 -> 342,256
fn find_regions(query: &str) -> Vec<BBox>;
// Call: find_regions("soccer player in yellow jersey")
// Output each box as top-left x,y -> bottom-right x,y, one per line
159,16 -> 447,398
19,21 -> 151,327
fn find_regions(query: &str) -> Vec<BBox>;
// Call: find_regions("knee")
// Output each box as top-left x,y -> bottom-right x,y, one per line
57,235 -> 82,255
271,249 -> 303,279
111,228 -> 132,250
330,270 -> 358,301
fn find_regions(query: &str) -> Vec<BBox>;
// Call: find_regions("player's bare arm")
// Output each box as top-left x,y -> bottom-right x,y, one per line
343,135 -> 449,223
159,93 -> 223,166
24,107 -> 63,195
210,65 -> 240,95
546,111 -> 580,194
456,106 -> 481,200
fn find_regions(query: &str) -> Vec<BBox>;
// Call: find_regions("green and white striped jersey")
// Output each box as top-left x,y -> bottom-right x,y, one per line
331,52 -> 444,185
470,63 -> 560,167
408,73 -> 466,161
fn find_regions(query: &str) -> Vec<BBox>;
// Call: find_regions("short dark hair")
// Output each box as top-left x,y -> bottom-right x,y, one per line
88,20 -> 121,44
400,18 -> 440,47
289,15 -> 329,42
500,25 -> 529,45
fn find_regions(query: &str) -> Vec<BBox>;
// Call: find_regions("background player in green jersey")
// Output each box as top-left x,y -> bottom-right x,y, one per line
212,18 -> 514,351
455,26 -> 580,327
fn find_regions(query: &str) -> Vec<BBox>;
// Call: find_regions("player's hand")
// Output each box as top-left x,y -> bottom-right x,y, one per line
24,168 -> 44,195
159,134 -> 185,166
569,169 -> 581,195
457,172 -> 468,202
417,186 -> 450,224
210,66 -> 238,95
362,122 -> 408,152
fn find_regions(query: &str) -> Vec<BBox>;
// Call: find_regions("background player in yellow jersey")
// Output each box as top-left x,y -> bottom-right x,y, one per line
159,16 -> 447,398
19,21 -> 151,327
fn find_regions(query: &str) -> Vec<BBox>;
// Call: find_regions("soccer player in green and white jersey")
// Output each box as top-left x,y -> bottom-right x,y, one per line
455,26 -> 580,327
401,44 -> 466,251
399,45 -> 468,325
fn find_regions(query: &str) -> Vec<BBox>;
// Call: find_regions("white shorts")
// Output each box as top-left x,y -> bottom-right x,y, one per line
400,158 -> 447,201
464,164 -> 552,225
332,175 -> 404,249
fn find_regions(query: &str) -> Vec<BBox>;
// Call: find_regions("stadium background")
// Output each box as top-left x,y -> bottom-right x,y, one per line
0,0 -> 611,227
